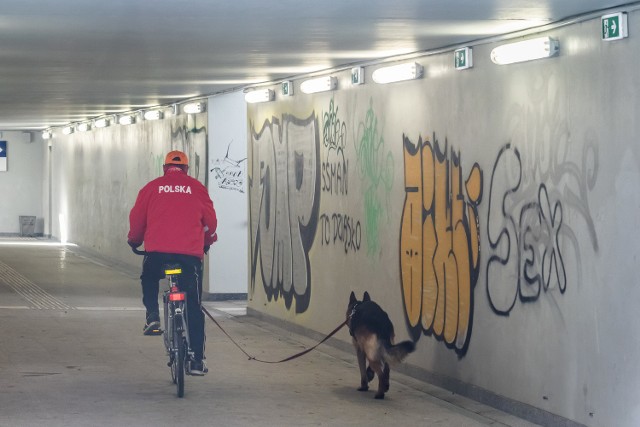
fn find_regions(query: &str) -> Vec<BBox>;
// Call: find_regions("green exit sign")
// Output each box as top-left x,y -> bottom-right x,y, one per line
454,47 -> 472,70
351,67 -> 364,85
602,12 -> 628,41
282,80 -> 293,96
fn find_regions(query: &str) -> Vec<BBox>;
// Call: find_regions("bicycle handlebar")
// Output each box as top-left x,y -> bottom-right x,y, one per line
131,234 -> 218,255
131,247 -> 147,256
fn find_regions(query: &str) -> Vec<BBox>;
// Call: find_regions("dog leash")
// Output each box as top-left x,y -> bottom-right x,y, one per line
201,305 -> 347,364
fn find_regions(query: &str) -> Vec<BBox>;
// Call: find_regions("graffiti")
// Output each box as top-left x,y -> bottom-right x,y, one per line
486,73 -> 599,316
486,143 -> 598,315
355,99 -> 394,256
321,161 -> 348,195
249,112 -> 320,313
211,140 -> 247,193
321,98 -> 349,196
171,119 -> 207,182
400,133 -> 482,356
319,212 -> 362,253
323,98 -> 347,156
320,98 -> 363,254
153,154 -> 164,177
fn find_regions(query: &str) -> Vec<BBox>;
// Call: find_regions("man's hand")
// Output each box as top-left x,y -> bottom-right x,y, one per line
203,232 -> 216,254
128,241 -> 141,249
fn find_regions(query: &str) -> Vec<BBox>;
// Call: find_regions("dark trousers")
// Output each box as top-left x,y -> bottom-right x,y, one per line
140,253 -> 205,360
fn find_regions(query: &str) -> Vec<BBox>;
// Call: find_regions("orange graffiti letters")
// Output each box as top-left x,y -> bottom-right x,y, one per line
400,134 -> 482,355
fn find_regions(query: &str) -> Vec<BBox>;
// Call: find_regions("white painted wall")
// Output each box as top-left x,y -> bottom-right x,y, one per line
207,91 -> 248,297
0,131 -> 44,235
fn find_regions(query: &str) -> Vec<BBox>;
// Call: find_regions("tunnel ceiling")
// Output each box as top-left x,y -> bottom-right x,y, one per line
0,0 -> 631,131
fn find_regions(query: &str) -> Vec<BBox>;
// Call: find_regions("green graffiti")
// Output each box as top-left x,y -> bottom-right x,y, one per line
356,99 -> 394,256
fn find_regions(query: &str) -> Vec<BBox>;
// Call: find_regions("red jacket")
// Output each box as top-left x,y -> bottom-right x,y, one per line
128,167 -> 217,259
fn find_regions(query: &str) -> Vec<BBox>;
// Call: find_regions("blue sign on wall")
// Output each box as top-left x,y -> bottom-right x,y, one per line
0,141 -> 6,172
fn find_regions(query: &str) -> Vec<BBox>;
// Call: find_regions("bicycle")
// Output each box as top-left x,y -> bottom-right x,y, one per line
132,247 -> 194,398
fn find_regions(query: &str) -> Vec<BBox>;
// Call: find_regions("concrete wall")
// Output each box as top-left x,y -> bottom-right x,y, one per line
0,131 -> 44,235
247,12 -> 640,427
48,113 -> 207,268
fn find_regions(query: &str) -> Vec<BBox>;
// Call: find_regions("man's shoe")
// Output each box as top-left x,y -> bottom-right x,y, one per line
190,360 -> 208,376
143,312 -> 162,336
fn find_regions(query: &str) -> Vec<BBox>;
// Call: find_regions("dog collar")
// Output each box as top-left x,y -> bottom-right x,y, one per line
348,302 -> 361,336
349,302 -> 361,319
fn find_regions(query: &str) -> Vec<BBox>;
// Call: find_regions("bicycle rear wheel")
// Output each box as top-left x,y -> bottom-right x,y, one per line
175,317 -> 185,398
169,350 -> 177,385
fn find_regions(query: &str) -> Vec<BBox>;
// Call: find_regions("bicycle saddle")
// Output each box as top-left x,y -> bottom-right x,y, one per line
164,263 -> 182,275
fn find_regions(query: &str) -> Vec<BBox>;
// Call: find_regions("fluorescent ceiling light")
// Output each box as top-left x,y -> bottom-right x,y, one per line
245,89 -> 275,103
372,62 -> 423,84
491,36 -> 559,65
94,117 -> 110,128
118,114 -> 136,125
62,126 -> 74,135
42,130 -> 52,140
183,102 -> 205,114
143,110 -> 163,121
300,76 -> 337,94
0,241 -> 77,247
77,122 -> 91,132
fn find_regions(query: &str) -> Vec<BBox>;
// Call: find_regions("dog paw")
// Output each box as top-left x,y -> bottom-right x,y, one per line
357,385 -> 369,392
374,393 -> 385,399
366,367 -> 375,382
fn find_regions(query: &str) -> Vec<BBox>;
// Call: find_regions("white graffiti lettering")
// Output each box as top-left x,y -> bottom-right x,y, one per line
158,185 -> 192,194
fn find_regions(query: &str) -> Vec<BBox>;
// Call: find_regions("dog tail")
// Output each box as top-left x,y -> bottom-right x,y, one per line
385,340 -> 416,364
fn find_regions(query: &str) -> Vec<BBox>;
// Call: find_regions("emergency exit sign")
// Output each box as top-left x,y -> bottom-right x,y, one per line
282,80 -> 293,96
454,47 -> 472,70
602,12 -> 628,41
0,141 -> 6,172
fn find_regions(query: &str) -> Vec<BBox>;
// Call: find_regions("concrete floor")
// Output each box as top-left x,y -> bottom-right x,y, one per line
0,238 -> 541,427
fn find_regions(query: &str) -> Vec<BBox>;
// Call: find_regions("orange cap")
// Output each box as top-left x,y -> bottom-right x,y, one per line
164,150 -> 188,165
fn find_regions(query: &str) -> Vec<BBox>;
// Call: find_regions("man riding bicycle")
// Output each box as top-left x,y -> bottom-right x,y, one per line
128,150 -> 217,376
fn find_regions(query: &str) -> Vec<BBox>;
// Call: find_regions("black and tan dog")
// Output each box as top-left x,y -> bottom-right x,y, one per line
346,291 -> 415,399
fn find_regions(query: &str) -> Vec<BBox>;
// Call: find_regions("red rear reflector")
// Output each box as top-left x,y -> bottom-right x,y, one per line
169,292 -> 186,302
